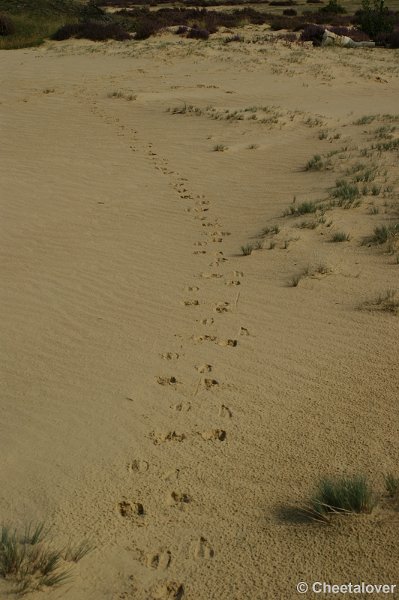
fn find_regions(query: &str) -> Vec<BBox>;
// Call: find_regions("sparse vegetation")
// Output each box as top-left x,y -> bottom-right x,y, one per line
310,475 -> 376,518
241,244 -> 253,256
330,179 -> 360,206
385,473 -> 399,497
331,231 -> 350,242
360,289 -> 399,314
0,523 -> 91,595
213,144 -> 227,152
364,223 -> 399,245
284,201 -> 318,216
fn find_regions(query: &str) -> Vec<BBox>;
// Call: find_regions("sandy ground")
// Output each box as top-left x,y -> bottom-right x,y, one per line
1,29 -> 399,600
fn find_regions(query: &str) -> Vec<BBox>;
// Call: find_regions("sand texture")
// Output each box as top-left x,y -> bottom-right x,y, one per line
1,30 -> 399,599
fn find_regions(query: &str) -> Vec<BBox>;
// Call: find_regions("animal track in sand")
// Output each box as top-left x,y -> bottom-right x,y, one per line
217,339 -> 238,347
193,241 -> 207,247
161,352 -> 180,360
146,550 -> 171,570
219,404 -> 233,418
199,317 -> 214,326
191,334 -> 217,344
185,286 -> 199,292
118,500 -> 145,519
214,302 -> 230,313
171,401 -> 191,412
183,299 -> 199,306
196,364 -> 212,373
150,580 -> 185,600
193,250 -> 206,255
226,280 -> 241,286
156,376 -> 180,386
166,491 -> 191,508
203,378 -> 219,390
128,459 -> 149,473
200,429 -> 226,441
190,537 -> 215,560
200,272 -> 222,279
240,327 -> 250,336
150,431 -> 186,445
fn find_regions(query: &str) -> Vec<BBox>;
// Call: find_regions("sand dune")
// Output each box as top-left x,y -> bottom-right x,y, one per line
1,30 -> 399,599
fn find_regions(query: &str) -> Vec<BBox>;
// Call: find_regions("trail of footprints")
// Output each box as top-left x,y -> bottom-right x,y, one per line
85,96 -> 247,596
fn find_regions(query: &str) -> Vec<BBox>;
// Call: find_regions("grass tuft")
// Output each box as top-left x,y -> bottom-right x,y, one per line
360,289 -> 399,314
241,244 -> 253,256
310,475 -> 376,517
331,231 -> 350,242
384,473 -> 399,498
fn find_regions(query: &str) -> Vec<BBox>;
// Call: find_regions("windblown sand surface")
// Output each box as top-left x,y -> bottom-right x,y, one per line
1,30 -> 399,599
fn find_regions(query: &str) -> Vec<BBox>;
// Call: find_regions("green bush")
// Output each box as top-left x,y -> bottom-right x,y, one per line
357,0 -> 394,38
320,0 -> 346,13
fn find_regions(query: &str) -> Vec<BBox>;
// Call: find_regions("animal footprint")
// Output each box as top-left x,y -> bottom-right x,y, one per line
166,491 -> 191,509
161,352 -> 179,360
240,327 -> 250,336
218,339 -> 237,347
200,429 -> 226,441
215,302 -> 230,313
128,459 -> 149,473
191,537 -> 214,560
151,431 -> 186,445
183,300 -> 199,306
185,286 -> 199,292
172,401 -> 191,412
118,500 -> 145,518
203,378 -> 219,390
147,550 -> 171,570
199,317 -> 214,326
157,376 -> 180,386
196,364 -> 212,373
200,272 -> 222,279
192,334 -> 217,344
219,404 -> 233,418
150,580 -> 185,600
226,280 -> 241,286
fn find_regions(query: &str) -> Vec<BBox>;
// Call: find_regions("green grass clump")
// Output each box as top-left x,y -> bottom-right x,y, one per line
385,473 -> 399,497
0,523 -> 80,594
241,244 -> 253,256
353,115 -> 377,125
331,231 -> 350,242
330,179 -> 360,206
311,475 -> 376,517
284,201 -> 318,216
305,154 -> 323,171
0,13 -> 75,49
364,223 -> 399,245
360,289 -> 399,314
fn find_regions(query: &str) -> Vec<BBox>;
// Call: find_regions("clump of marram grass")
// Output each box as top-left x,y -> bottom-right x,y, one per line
241,244 -> 253,256
309,475 -> 376,519
363,223 -> 399,245
0,523 -> 92,595
360,289 -> 399,314
331,231 -> 350,242
330,179 -> 360,206
213,144 -> 227,152
283,201 -> 318,217
384,473 -> 399,498
305,154 -> 323,171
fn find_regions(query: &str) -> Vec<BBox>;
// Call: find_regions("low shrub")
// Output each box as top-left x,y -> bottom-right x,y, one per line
357,0 -> 394,38
187,25 -> 210,39
52,20 -> 130,41
320,0 -> 346,13
283,9 -> 298,16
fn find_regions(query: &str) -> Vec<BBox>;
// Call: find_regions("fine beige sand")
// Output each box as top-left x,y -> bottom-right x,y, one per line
1,29 -> 399,599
